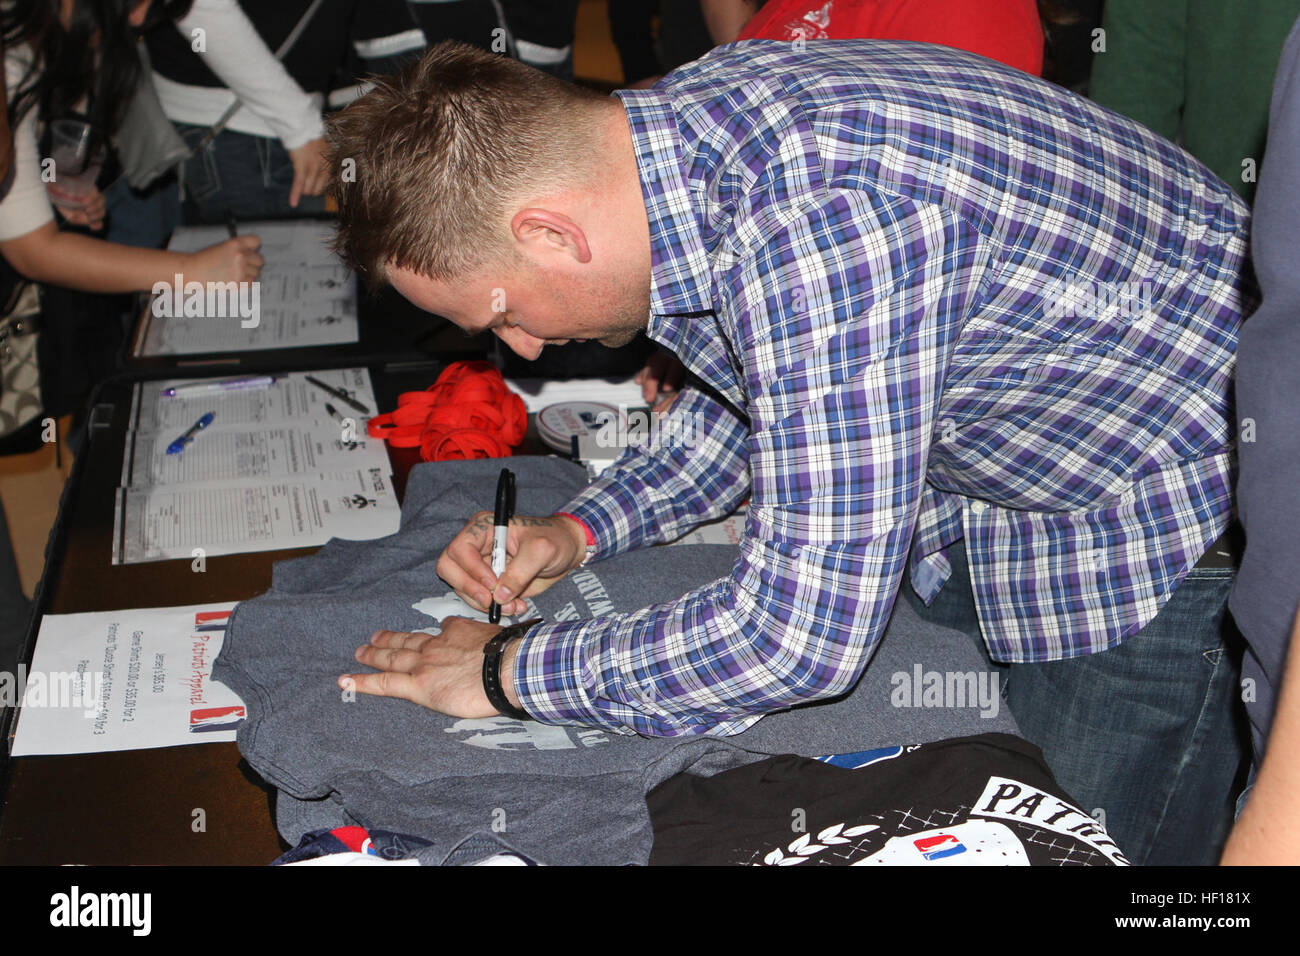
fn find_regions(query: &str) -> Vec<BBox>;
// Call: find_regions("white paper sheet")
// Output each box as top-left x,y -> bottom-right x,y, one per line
163,220 -> 335,259
112,467 -> 400,565
505,376 -> 647,414
9,603 -> 245,756
137,220 -> 358,356
121,422 -> 391,488
128,368 -> 377,434
112,368 -> 393,564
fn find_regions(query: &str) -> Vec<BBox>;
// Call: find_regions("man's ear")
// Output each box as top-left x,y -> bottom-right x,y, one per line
510,208 -> 592,265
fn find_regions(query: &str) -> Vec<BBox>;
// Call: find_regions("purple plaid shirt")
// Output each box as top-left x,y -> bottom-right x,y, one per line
513,40 -> 1253,737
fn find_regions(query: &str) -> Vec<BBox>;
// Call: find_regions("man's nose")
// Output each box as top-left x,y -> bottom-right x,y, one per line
494,325 -> 545,360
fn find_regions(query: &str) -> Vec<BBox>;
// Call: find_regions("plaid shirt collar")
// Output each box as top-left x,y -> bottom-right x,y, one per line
615,88 -> 748,411
614,90 -> 713,311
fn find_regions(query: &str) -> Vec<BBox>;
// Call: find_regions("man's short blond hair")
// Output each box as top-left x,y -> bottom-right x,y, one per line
327,42 -> 608,288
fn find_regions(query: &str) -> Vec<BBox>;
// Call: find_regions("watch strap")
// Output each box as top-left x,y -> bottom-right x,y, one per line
482,617 -> 542,721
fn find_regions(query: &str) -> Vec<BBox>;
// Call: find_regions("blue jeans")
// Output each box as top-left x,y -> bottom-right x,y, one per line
905,542 -> 1249,866
175,125 -> 327,225
104,174 -> 182,250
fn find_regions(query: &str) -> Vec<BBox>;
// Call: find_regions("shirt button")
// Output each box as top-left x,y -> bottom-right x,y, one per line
969,501 -> 989,514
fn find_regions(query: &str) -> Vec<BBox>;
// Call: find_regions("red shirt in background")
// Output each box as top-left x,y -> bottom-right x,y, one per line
738,0 -> 1045,76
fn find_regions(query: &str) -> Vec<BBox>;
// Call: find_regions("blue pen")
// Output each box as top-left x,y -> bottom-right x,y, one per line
166,411 -> 215,455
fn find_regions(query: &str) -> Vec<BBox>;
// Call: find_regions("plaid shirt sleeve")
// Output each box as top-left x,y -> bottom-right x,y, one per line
551,383 -> 753,559
513,188 -> 988,736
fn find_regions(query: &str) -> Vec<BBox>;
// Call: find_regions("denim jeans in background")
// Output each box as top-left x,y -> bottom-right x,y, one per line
103,173 -> 182,251
175,124 -> 327,225
905,541 -> 1249,866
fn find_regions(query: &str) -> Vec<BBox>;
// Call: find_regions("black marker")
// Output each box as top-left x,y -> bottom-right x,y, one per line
226,211 -> 238,239
488,468 -> 515,624
305,374 -> 370,415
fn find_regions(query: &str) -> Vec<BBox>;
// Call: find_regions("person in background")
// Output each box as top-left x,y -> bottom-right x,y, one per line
406,0 -> 508,52
0,31 -> 31,697
699,0 -> 757,43
0,0 -> 253,696
1228,14 -> 1300,804
1089,0 -> 1300,203
608,0 -> 662,86
1222,611 -> 1300,864
0,0 -> 260,292
500,0 -> 579,80
704,0 -> 1044,74
144,0 -> 426,225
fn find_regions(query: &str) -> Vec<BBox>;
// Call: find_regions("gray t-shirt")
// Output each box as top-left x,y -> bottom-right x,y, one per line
215,457 -> 1018,865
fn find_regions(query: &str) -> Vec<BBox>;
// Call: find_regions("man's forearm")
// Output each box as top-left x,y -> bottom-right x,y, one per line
560,384 -> 752,559
510,525 -> 904,737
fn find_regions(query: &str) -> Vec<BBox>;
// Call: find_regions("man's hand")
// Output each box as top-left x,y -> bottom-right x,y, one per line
437,512 -> 587,617
339,616 -> 519,717
635,348 -> 685,412
287,137 -> 329,207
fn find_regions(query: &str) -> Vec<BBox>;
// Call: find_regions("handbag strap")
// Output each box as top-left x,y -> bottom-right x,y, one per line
190,0 -> 328,154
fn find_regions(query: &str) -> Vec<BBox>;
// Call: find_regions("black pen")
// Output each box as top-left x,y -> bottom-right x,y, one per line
488,468 -> 515,624
305,374 -> 370,414
226,211 -> 238,239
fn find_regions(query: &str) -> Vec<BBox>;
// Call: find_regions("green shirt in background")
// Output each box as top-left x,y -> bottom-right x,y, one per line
1089,0 -> 1300,202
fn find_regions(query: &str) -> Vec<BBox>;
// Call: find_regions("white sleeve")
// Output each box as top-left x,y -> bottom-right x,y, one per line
0,53 -> 54,242
175,0 -> 325,150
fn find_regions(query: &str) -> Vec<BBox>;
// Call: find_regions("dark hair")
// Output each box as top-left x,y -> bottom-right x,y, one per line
2,0 -> 194,156
328,41 -> 607,287
1036,0 -> 1083,28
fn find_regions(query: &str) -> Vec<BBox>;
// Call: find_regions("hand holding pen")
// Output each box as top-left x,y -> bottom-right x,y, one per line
434,477 -> 592,618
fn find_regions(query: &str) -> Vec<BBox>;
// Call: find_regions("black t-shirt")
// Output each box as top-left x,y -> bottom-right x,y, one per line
648,733 -> 1131,866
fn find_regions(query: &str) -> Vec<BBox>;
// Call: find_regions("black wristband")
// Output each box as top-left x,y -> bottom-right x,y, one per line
482,618 -> 542,721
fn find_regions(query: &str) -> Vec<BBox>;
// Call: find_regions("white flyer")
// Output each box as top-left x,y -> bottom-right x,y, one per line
8,603 -> 245,756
